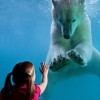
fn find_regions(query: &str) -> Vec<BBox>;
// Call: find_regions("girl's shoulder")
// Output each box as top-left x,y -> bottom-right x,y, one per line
34,84 -> 41,94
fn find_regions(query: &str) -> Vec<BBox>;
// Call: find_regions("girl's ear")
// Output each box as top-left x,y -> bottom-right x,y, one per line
52,0 -> 57,7
33,72 -> 36,82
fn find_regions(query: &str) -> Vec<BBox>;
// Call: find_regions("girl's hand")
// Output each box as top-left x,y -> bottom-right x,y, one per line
38,62 -> 48,94
39,62 -> 48,76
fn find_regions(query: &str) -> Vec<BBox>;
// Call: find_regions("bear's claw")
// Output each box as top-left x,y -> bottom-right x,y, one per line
49,55 -> 70,72
68,50 -> 85,65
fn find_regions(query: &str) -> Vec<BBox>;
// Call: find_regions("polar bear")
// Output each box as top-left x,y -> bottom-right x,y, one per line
40,0 -> 100,100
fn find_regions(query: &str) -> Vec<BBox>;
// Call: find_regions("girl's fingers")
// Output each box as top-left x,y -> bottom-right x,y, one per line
41,63 -> 44,70
40,62 -> 48,72
41,62 -> 45,67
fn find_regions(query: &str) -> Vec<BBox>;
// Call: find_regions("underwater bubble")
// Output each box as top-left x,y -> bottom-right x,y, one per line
85,0 -> 100,20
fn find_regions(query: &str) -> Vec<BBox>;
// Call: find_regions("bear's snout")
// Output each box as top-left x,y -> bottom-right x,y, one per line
63,35 -> 70,39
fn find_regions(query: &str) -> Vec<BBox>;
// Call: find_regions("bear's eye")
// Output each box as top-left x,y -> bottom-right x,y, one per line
58,18 -> 62,23
72,19 -> 76,22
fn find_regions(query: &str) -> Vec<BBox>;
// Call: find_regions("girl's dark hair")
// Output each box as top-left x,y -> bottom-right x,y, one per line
2,61 -> 35,100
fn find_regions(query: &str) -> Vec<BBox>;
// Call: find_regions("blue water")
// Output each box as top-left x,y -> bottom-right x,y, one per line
0,0 -> 100,100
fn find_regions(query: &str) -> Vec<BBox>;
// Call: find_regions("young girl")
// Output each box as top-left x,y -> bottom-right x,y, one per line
0,61 -> 48,100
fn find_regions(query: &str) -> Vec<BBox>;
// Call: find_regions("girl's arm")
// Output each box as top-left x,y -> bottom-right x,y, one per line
38,62 -> 48,94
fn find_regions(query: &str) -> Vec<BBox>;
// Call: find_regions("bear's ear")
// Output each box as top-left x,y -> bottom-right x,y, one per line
79,0 -> 85,4
52,0 -> 57,6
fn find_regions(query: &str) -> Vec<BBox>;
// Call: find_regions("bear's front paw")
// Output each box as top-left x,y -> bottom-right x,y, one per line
68,50 -> 87,66
49,55 -> 70,72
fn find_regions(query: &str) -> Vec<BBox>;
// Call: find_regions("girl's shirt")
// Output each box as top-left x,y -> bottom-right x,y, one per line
0,84 -> 41,100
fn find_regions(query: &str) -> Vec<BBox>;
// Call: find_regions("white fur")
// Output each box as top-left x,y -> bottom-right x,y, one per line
40,0 -> 100,100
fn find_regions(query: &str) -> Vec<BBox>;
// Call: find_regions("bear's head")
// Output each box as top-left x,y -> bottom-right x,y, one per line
52,0 -> 85,39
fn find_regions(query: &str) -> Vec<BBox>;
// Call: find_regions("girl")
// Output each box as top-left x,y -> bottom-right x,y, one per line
0,61 -> 48,100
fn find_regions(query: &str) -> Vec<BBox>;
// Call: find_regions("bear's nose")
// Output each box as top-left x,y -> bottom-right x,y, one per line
64,35 -> 70,39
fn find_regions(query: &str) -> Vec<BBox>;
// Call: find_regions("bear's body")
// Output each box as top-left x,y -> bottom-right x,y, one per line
40,0 -> 100,100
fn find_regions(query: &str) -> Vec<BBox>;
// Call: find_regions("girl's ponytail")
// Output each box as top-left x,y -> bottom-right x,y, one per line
27,74 -> 35,100
3,73 -> 12,100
